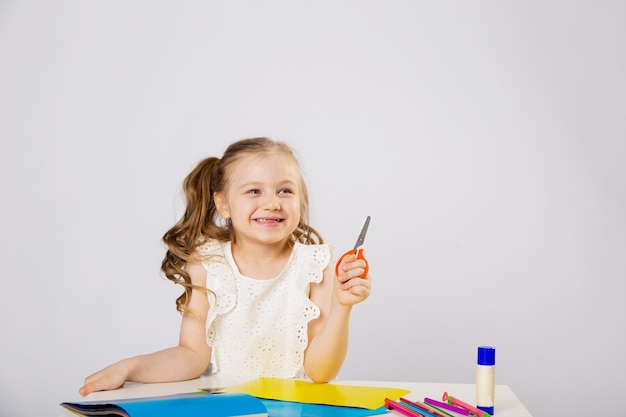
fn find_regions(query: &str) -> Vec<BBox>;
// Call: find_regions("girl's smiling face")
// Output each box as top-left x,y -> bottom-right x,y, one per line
214,152 -> 302,247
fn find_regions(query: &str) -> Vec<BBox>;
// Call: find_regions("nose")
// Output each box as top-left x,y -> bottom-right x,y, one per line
263,194 -> 281,210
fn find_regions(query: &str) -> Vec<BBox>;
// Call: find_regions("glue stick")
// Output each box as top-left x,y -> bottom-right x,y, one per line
476,346 -> 496,415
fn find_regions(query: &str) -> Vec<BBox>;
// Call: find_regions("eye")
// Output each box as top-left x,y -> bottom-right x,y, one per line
278,188 -> 294,195
247,188 -> 261,195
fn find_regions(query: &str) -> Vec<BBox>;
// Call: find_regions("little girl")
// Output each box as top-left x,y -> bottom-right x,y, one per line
79,137 -> 371,396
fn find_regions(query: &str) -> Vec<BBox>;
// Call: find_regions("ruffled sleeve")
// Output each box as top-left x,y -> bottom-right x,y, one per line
197,240 -> 237,345
290,243 -> 331,346
294,242 -> 330,285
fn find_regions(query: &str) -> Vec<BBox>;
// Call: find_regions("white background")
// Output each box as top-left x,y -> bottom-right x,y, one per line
1,2 -> 625,416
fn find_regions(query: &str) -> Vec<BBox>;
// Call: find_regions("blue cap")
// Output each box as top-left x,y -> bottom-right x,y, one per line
478,346 -> 496,365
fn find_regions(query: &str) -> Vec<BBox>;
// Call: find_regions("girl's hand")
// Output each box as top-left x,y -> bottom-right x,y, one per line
334,253 -> 371,306
78,361 -> 129,396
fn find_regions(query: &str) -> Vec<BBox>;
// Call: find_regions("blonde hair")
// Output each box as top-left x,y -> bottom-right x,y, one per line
161,137 -> 323,313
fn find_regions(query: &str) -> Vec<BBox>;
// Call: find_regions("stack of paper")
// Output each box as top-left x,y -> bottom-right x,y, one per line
60,377 -> 411,417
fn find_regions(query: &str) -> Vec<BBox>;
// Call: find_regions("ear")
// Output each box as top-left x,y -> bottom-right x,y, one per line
213,192 -> 230,219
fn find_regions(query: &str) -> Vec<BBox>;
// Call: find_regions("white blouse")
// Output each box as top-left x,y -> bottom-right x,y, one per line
197,240 -> 331,379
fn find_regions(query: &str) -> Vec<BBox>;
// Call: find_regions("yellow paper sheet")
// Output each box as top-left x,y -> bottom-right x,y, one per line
213,377 -> 410,410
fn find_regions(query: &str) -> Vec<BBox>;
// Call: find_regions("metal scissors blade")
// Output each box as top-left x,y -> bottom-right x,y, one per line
352,215 -> 371,249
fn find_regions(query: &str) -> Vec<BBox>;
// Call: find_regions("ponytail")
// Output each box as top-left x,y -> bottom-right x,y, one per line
161,157 -> 230,314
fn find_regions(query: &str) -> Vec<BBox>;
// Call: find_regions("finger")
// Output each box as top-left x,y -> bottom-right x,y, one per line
337,254 -> 357,273
341,283 -> 370,303
337,260 -> 368,282
79,380 -> 97,397
348,285 -> 370,298
78,374 -> 97,396
340,275 -> 371,291
79,374 -> 116,396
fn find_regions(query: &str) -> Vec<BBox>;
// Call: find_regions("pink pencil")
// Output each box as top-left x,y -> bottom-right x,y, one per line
386,398 -> 428,417
400,397 -> 451,417
424,397 -> 471,415
443,392 -> 491,417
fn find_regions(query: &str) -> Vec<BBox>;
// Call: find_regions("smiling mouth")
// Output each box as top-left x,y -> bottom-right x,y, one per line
255,218 -> 283,223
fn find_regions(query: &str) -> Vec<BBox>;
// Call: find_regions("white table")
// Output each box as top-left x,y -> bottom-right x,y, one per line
59,375 -> 533,416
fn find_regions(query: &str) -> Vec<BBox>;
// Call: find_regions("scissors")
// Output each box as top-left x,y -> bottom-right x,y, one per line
335,216 -> 371,278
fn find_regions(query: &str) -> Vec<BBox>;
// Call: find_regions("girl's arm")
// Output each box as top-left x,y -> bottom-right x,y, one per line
304,252 -> 371,383
78,262 -> 212,396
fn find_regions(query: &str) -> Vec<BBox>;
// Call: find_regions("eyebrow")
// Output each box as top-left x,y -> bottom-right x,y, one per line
237,179 -> 298,190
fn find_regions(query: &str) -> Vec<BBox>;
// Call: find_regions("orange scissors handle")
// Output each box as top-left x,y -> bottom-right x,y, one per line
335,248 -> 369,278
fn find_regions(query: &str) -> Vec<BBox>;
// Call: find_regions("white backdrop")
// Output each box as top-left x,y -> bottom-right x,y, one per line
1,2 -> 625,416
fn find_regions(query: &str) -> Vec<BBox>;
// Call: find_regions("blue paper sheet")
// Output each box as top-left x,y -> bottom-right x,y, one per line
261,399 -> 388,417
